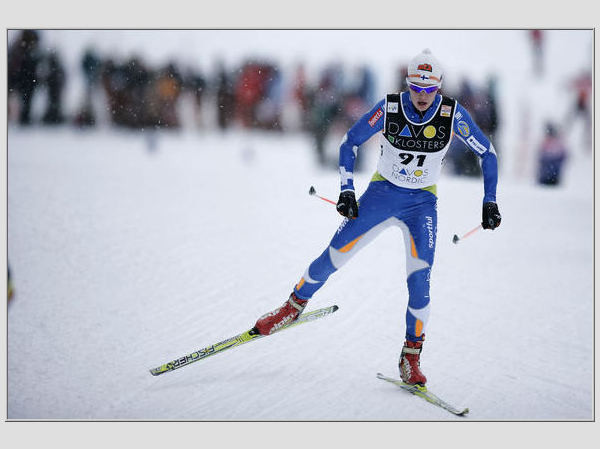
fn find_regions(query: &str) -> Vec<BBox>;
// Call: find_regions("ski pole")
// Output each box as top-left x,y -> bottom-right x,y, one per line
452,224 -> 482,244
309,186 -> 337,206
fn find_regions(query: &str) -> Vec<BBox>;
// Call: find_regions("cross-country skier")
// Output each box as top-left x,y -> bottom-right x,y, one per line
254,49 -> 501,385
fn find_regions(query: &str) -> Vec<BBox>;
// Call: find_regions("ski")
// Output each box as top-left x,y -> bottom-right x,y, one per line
376,372 -> 469,416
150,305 -> 339,376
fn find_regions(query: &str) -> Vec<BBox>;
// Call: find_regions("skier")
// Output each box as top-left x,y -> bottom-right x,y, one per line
254,49 -> 501,386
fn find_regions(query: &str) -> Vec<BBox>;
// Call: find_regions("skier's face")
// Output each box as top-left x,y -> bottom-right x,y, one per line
408,82 -> 439,112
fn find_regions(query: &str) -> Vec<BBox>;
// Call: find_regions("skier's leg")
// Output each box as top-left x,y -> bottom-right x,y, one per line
398,193 -> 437,342
254,182 -> 393,335
294,182 -> 395,300
396,191 -> 437,385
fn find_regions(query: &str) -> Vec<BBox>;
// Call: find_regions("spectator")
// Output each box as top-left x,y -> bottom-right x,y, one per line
354,65 -> 376,106
149,62 -> 183,128
292,64 -> 310,131
125,57 -> 151,128
309,64 -> 343,166
448,78 -> 481,176
235,61 -> 265,128
74,47 -> 102,127
184,67 -> 207,128
568,70 -> 592,151
485,75 -> 500,145
538,122 -> 568,186
8,265 -> 15,302
529,29 -> 544,75
215,63 -> 235,130
342,65 -> 376,127
8,30 -> 42,125
101,58 -> 129,127
41,50 -> 67,125
256,65 -> 283,130
101,56 -> 154,129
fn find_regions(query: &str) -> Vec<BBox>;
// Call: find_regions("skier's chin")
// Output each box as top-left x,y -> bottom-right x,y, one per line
416,101 -> 430,111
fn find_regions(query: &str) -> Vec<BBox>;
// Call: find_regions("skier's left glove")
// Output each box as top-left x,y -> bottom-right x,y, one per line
336,190 -> 358,219
482,202 -> 501,230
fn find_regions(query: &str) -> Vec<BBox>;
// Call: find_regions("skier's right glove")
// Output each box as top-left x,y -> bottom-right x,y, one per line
336,190 -> 358,219
482,202 -> 501,230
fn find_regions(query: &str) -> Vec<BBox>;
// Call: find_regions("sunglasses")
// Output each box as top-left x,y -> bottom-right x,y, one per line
408,82 -> 439,94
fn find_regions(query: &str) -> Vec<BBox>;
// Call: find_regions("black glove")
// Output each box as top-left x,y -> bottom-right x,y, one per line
482,202 -> 501,230
336,190 -> 358,219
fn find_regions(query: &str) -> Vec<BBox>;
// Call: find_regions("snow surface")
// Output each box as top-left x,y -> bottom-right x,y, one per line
5,30 -> 595,426
7,126 -> 593,421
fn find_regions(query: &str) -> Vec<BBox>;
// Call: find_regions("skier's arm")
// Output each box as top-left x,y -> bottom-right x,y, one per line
453,103 -> 501,229
453,103 -> 498,204
338,99 -> 385,193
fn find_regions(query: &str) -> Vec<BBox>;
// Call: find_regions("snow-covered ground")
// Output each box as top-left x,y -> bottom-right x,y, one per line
4,29 -> 596,446
7,123 -> 593,420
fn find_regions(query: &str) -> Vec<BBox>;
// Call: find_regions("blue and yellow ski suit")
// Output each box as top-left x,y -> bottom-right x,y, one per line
293,91 -> 498,342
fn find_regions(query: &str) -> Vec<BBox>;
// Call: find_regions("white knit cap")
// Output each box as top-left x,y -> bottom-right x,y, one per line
406,48 -> 443,87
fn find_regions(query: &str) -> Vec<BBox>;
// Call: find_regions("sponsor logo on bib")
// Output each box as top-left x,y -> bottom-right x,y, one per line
391,164 -> 430,184
423,125 -> 436,139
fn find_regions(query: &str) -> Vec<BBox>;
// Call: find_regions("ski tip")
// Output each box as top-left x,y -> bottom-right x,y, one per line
332,304 -> 339,312
149,363 -> 172,376
454,407 -> 470,416
309,186 -> 316,195
452,234 -> 459,244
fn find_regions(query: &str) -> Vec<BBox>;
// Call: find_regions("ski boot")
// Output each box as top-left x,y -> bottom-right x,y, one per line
254,292 -> 308,335
399,338 -> 427,385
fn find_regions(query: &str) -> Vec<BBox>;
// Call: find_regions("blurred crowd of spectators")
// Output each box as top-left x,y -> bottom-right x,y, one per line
8,30 -> 66,125
8,30 -> 591,177
78,54 -> 192,129
445,76 -> 500,176
7,30 -> 381,168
